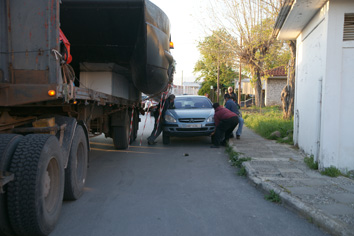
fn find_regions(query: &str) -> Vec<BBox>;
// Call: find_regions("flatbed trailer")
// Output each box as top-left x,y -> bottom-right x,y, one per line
0,0 -> 174,235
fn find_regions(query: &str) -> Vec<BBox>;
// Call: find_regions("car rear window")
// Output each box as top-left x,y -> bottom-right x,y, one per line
174,97 -> 212,109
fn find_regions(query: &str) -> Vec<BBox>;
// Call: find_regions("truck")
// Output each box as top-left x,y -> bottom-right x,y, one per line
0,0 -> 174,235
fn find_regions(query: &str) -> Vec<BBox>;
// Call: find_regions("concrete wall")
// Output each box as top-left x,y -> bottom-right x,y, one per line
265,78 -> 286,106
294,0 -> 354,172
294,5 -> 327,163
173,85 -> 199,95
320,0 -> 354,171
242,81 -> 254,95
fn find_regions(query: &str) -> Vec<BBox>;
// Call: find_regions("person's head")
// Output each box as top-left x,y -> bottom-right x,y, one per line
224,93 -> 231,100
212,103 -> 219,109
228,87 -> 234,94
168,94 -> 175,102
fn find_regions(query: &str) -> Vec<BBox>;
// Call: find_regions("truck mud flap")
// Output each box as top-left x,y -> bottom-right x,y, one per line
53,116 -> 78,168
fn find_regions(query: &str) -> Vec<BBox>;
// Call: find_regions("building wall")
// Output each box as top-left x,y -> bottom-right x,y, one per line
172,85 -> 199,95
294,3 -> 328,165
265,78 -> 286,106
295,0 -> 354,172
320,0 -> 354,171
242,81 -> 254,95
173,85 -> 183,95
183,86 -> 199,95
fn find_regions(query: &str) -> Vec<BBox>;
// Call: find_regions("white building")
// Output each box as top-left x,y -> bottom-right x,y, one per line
275,0 -> 354,172
239,78 -> 265,98
264,67 -> 287,106
172,82 -> 200,95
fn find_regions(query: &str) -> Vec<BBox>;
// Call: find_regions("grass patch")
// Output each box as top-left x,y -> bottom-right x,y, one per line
234,157 -> 252,168
242,106 -> 293,145
321,166 -> 342,177
225,146 -> 240,166
225,144 -> 251,175
304,155 -> 318,170
307,217 -> 314,224
264,190 -> 281,203
279,185 -> 291,194
238,166 -> 247,176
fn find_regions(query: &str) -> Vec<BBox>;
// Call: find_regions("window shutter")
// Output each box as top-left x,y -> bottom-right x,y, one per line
344,14 -> 354,41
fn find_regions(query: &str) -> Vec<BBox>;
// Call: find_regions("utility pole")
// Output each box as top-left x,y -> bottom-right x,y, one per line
181,70 -> 184,94
217,59 -> 220,103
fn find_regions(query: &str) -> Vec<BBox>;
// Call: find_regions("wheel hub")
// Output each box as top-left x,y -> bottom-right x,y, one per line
43,170 -> 51,198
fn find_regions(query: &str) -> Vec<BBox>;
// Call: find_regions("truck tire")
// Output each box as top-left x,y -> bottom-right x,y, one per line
112,125 -> 129,149
162,132 -> 170,145
130,114 -> 138,144
132,112 -> 138,142
64,125 -> 88,200
0,134 -> 23,236
127,109 -> 139,144
112,111 -> 130,149
7,134 -> 64,236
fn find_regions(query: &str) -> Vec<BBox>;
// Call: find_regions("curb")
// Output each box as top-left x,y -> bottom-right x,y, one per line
243,162 -> 353,236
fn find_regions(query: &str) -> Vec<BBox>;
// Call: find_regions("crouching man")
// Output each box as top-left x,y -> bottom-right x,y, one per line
211,103 -> 239,148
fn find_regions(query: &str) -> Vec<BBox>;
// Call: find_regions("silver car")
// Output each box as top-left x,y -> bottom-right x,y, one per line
162,95 -> 215,144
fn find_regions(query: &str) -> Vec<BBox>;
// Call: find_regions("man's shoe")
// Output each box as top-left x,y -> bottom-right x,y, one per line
210,145 -> 220,148
236,135 -> 240,139
148,140 -> 157,145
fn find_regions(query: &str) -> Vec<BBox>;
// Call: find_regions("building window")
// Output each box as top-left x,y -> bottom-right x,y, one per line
343,13 -> 354,41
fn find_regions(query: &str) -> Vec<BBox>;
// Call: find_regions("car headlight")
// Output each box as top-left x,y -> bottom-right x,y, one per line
165,114 -> 177,123
206,115 -> 214,123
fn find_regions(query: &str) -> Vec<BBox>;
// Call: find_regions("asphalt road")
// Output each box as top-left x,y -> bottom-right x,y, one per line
51,115 -> 328,236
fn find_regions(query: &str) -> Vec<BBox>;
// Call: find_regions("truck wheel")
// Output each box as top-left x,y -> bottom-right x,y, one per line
111,111 -> 130,149
132,112 -> 139,142
162,132 -> 170,145
134,110 -> 139,141
128,110 -> 139,144
7,134 -> 64,236
64,125 -> 88,200
0,134 -> 23,236
112,125 -> 129,149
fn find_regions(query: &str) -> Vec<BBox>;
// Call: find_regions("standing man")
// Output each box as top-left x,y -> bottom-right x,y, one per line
211,103 -> 239,148
224,94 -> 244,139
147,94 -> 175,145
227,86 -> 237,103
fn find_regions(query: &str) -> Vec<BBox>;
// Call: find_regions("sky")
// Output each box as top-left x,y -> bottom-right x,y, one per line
150,0 -> 210,85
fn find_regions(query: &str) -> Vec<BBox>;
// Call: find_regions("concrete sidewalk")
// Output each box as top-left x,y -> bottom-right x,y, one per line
229,126 -> 354,236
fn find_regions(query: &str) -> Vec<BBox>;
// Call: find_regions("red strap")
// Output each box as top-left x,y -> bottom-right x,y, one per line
59,29 -> 72,64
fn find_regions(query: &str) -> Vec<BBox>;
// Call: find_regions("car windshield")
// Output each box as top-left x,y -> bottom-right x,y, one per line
173,97 -> 212,109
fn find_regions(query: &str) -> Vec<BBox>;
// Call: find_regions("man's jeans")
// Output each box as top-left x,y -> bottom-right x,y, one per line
235,117 -> 244,136
213,116 -> 238,146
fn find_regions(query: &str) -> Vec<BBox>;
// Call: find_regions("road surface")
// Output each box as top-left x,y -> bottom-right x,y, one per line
51,115 -> 327,236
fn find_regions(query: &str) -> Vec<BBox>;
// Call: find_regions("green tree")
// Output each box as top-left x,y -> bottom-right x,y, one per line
194,29 -> 238,102
204,0 -> 284,107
